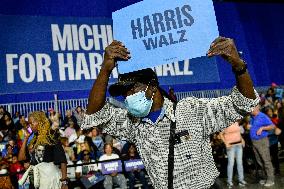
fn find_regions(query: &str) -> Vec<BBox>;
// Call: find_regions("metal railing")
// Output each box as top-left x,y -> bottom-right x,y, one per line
0,86 -> 272,118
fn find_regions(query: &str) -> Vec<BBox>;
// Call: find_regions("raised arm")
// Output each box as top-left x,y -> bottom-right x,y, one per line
18,130 -> 30,161
207,37 -> 256,100
86,41 -> 130,114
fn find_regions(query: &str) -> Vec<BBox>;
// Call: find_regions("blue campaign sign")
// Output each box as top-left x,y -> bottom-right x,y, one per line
0,15 -> 114,94
101,160 -> 123,175
124,159 -> 145,172
0,14 -> 219,95
112,0 -> 219,73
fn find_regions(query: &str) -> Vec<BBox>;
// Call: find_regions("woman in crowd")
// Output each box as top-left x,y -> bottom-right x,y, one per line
73,106 -> 84,127
99,143 -> 127,189
64,120 -> 77,139
265,107 -> 282,175
91,127 -> 104,157
220,122 -> 247,188
48,108 -> 60,130
63,110 -> 77,129
123,143 -> 149,189
18,111 -> 68,189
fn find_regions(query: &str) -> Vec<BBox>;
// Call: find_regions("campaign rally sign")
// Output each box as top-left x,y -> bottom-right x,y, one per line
0,14 -> 219,95
100,160 -> 123,175
124,159 -> 145,172
0,15 -> 114,94
112,0 -> 219,73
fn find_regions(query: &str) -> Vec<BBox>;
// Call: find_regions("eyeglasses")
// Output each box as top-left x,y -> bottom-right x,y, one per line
83,153 -> 90,156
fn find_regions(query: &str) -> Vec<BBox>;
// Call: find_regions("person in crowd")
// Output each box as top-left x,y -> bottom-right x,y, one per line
265,107 -> 282,175
210,133 -> 227,177
123,143 -> 149,189
0,106 -> 11,131
18,111 -> 68,189
48,108 -> 60,130
73,106 -> 85,127
83,132 -> 99,160
76,136 -> 96,161
2,113 -> 16,141
9,154 -> 24,188
112,138 -> 123,153
63,110 -> 77,128
82,36 -> 259,189
2,139 -> 18,157
250,105 -> 275,187
13,111 -> 20,125
75,150 -> 96,178
266,87 -> 276,102
15,115 -> 28,138
2,143 -> 14,162
64,120 -> 77,139
60,137 -> 76,184
75,149 -> 103,188
18,159 -> 32,189
168,87 -> 177,103
220,122 -> 246,188
0,106 -> 5,124
104,135 -> 121,157
278,105 -> 284,152
61,137 -> 76,162
92,127 -> 104,157
0,155 -> 14,188
99,143 -> 127,189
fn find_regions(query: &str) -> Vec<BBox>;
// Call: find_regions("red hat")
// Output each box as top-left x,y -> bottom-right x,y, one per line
271,82 -> 277,87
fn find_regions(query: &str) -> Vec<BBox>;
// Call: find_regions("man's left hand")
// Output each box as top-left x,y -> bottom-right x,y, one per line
207,36 -> 244,69
257,127 -> 263,135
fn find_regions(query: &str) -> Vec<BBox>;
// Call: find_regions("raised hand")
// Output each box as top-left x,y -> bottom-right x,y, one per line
207,36 -> 244,68
103,40 -> 131,72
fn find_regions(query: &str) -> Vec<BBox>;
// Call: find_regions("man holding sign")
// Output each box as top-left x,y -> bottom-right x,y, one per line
82,35 -> 259,189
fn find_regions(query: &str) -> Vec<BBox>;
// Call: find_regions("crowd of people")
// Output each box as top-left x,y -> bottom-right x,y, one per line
211,83 -> 284,188
0,104 -> 152,189
0,84 -> 283,189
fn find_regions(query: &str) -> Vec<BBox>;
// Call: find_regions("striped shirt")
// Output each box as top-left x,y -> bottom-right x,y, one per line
82,87 -> 259,189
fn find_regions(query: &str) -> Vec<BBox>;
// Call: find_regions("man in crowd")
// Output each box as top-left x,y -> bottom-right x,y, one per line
82,37 -> 259,189
250,105 -> 275,187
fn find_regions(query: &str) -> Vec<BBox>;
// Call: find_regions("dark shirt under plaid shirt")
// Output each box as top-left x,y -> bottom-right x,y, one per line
82,87 -> 259,189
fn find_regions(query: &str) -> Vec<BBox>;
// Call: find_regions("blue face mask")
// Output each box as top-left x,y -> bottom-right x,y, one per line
125,91 -> 153,118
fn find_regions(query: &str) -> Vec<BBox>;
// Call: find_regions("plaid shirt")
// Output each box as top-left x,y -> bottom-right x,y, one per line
82,87 -> 259,189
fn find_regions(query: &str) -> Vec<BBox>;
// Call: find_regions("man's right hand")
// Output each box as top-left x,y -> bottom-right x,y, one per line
23,129 -> 31,140
102,40 -> 131,72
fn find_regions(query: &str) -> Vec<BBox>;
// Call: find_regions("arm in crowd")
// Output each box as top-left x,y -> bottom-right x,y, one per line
257,124 -> 275,135
18,130 -> 30,161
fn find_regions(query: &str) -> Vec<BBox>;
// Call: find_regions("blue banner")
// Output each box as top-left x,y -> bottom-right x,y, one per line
113,0 -> 219,73
124,159 -> 145,172
0,15 -> 219,95
101,160 -> 123,174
